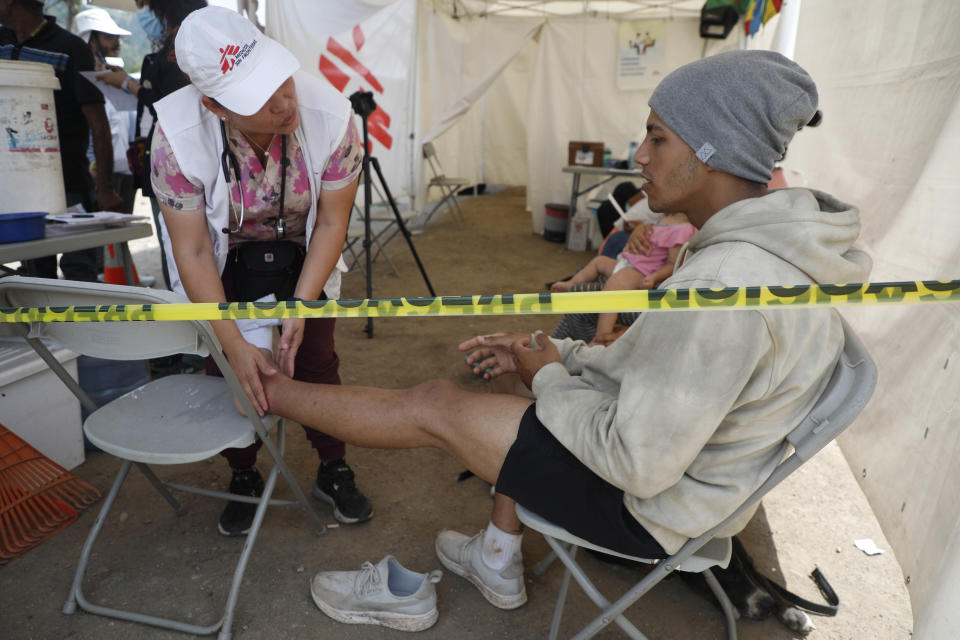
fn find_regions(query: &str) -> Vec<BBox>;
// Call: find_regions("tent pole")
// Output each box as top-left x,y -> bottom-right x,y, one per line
771,0 -> 802,60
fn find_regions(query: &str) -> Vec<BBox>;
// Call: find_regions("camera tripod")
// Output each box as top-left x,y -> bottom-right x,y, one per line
349,91 -> 435,338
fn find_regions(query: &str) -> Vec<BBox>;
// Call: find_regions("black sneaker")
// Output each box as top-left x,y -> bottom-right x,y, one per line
217,467 -> 265,537
313,459 -> 373,524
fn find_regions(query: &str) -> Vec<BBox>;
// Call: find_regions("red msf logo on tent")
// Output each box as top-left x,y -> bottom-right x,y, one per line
319,26 -> 392,152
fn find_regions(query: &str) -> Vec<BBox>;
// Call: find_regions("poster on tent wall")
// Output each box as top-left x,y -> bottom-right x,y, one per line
616,20 -> 667,90
266,0 -> 416,197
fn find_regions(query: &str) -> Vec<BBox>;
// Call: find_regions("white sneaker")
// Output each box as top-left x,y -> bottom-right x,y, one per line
435,530 -> 527,610
310,555 -> 442,632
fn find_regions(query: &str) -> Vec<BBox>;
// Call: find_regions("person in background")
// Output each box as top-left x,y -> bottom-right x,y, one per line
93,0 -> 207,290
551,212 -> 697,344
73,7 -> 137,214
549,190 -> 665,344
0,0 -> 123,281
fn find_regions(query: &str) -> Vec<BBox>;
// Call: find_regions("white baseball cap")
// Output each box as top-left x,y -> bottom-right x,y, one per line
73,8 -> 132,43
176,6 -> 300,117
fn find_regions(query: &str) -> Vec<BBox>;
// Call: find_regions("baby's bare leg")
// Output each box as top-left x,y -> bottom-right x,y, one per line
595,265 -> 646,337
551,256 -> 618,292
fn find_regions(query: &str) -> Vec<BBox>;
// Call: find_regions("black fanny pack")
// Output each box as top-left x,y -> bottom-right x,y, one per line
229,240 -> 305,302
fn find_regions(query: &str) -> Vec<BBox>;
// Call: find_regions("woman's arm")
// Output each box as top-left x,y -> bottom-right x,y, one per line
160,204 -> 276,415
275,175 -> 359,376
296,177 -> 358,299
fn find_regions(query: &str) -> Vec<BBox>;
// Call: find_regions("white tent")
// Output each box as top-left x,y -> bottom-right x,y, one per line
270,3 -> 960,636
91,1 -> 960,636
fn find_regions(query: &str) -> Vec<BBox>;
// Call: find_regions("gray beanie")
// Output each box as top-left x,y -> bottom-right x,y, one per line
648,50 -> 819,184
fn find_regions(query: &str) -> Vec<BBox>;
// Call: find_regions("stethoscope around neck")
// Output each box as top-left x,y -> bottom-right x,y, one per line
219,119 -> 288,240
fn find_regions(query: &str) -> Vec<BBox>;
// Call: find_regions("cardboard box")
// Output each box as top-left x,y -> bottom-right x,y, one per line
0,338 -> 83,470
568,141 -> 604,167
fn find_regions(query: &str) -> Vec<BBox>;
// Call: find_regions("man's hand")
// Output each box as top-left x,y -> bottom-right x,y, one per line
512,331 -> 560,389
458,332 -> 525,380
96,185 -> 124,212
625,222 -> 654,255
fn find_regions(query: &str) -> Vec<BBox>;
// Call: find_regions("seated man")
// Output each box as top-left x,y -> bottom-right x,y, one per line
261,50 -> 871,616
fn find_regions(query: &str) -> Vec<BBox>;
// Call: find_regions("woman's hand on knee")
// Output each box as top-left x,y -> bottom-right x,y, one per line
277,318 -> 305,378
224,340 -> 278,416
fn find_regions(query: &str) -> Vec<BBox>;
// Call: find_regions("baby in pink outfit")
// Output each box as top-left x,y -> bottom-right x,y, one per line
551,213 -> 697,343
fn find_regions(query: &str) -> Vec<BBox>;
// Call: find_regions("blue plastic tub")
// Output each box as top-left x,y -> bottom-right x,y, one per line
0,211 -> 47,244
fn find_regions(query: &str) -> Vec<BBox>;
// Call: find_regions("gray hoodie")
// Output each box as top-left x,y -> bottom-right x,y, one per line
532,188 -> 872,554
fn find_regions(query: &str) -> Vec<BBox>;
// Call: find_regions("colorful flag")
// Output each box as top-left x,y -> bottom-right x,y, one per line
743,0 -> 783,37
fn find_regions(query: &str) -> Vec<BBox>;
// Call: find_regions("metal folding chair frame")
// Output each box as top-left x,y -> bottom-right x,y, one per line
422,141 -> 469,228
0,277 -> 326,640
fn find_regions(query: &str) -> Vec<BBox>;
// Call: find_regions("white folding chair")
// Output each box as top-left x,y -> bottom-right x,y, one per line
517,318 -> 877,640
0,277 -> 326,640
422,141 -> 470,228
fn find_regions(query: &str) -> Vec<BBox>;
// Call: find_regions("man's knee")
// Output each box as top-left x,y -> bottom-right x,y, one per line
407,378 -> 463,409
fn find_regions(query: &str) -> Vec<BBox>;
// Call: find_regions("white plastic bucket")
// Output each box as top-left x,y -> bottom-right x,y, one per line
0,60 -> 66,215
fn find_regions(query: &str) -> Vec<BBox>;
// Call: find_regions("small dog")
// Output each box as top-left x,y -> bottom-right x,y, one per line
678,536 -> 825,635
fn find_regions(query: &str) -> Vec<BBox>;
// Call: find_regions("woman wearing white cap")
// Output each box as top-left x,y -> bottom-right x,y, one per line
150,6 -> 372,536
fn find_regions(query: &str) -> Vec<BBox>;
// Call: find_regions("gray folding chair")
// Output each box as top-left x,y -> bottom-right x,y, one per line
0,277 -> 326,640
344,197 -> 419,277
517,318 -> 877,640
422,141 -> 470,228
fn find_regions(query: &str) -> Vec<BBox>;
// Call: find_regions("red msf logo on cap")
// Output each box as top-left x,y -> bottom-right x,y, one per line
218,40 -> 257,75
219,44 -> 241,74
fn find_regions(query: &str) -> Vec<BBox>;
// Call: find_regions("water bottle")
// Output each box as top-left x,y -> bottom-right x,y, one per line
603,147 -> 612,168
627,141 -> 639,169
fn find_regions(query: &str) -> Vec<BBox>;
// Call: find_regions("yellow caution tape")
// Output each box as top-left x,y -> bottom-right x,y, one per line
1,281 -> 958,323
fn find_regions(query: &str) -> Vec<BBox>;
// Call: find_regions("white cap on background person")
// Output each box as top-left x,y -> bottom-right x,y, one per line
176,6 -> 300,116
73,7 -> 131,43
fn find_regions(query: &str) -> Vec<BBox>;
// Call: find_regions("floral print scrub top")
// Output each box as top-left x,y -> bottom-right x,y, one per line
150,116 -> 363,249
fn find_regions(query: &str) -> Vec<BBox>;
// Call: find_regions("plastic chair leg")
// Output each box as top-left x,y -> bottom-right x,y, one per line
62,459 -> 132,615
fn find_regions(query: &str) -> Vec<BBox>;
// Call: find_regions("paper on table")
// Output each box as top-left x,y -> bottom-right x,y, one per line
80,71 -> 137,111
46,211 -> 147,227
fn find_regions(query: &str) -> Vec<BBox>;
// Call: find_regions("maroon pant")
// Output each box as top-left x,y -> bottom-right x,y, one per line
206,257 -> 346,469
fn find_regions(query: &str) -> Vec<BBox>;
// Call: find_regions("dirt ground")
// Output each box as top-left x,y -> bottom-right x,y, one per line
0,187 -> 912,639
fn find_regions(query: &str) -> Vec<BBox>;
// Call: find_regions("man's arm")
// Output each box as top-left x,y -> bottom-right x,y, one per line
81,102 -> 123,211
531,308 -> 771,498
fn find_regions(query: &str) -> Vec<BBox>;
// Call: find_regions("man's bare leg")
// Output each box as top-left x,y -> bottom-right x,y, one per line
263,372 -> 531,608
263,373 -> 530,485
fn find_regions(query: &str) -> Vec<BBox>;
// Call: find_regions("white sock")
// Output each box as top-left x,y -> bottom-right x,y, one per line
480,521 -> 522,571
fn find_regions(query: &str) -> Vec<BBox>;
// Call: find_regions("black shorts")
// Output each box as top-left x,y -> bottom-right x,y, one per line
496,404 -> 667,559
